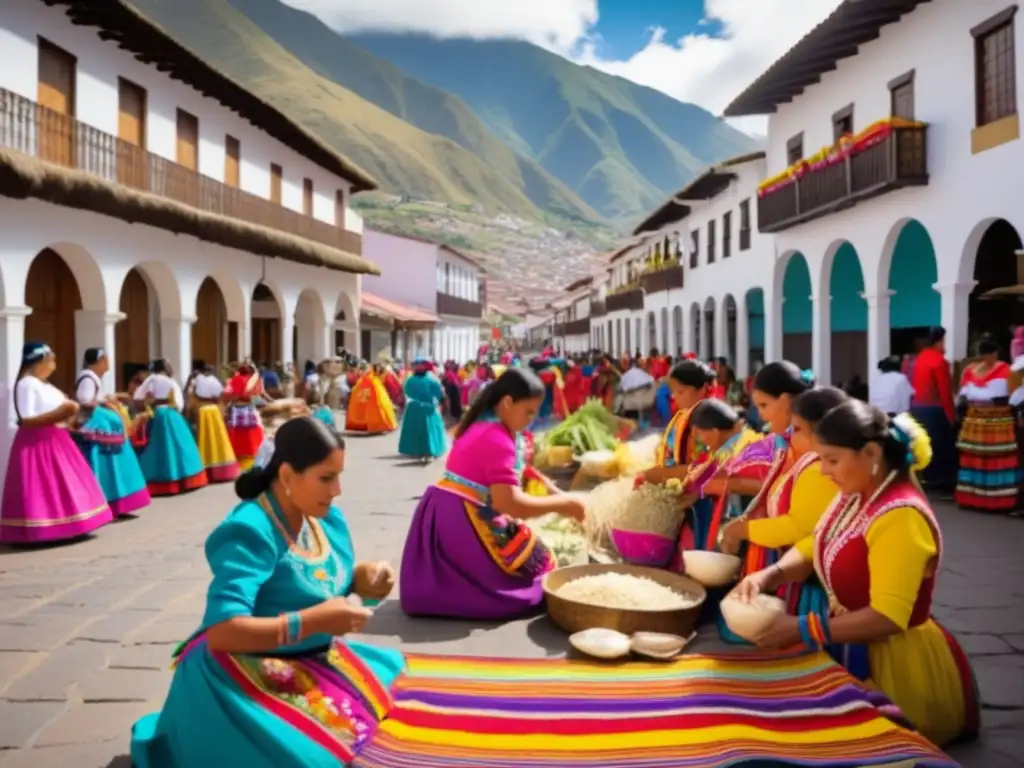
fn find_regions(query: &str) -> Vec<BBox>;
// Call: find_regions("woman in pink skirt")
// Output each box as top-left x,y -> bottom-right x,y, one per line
1,342 -> 112,544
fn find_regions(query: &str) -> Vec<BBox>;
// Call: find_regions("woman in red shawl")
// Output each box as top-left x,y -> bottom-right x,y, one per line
562,362 -> 586,414
222,362 -> 265,471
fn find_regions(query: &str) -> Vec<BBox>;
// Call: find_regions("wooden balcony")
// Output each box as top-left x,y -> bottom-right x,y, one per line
553,323 -> 566,337
590,299 -> 606,318
640,264 -> 684,294
607,288 -> 645,312
758,125 -> 928,234
0,87 -> 362,254
436,291 -> 483,318
565,317 -> 591,335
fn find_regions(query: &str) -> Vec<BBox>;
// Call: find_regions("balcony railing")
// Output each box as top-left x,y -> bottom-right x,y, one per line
606,289 -> 645,313
565,317 -> 591,335
0,87 -> 362,254
640,264 -> 684,294
590,299 -> 606,317
758,125 -> 928,233
436,291 -> 483,318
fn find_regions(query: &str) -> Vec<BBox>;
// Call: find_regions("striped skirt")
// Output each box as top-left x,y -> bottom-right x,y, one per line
955,403 -> 1020,512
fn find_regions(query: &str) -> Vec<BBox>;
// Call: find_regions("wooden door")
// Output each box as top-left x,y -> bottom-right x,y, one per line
115,268 -> 151,389
227,321 -> 239,363
270,163 -> 283,204
37,38 -> 76,167
192,278 -> 226,368
302,178 -> 313,216
24,249 -> 82,394
225,135 -> 240,188
251,318 -> 280,363
117,77 -> 147,188
176,109 -> 198,169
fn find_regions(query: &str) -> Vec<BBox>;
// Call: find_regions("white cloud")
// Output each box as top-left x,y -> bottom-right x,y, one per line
280,0 -> 598,52
575,0 -> 844,134
281,0 -> 843,134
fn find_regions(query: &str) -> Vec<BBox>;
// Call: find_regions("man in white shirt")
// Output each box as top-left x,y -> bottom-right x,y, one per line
870,356 -> 913,415
620,359 -> 655,392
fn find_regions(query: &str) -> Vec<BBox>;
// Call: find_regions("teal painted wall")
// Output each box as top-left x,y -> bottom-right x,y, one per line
830,243 -> 867,332
747,288 -> 765,347
888,220 -> 940,328
782,255 -> 812,333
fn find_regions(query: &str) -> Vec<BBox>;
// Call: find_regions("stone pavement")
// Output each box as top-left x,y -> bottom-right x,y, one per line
0,430 -> 1022,767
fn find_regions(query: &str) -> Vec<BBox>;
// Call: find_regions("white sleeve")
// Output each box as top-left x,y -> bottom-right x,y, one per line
75,375 -> 99,404
15,378 -> 39,420
133,375 -> 153,401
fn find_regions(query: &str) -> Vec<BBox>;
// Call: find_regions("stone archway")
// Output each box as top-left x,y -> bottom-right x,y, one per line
672,306 -> 683,358
250,282 -> 283,365
192,277 -> 229,372
723,294 -> 738,366
885,219 -> 940,358
24,248 -> 83,393
781,252 -> 812,368
745,288 -> 765,369
703,297 -> 716,360
965,218 -> 1024,354
295,288 -> 328,366
646,310 -> 657,352
825,241 -> 867,383
689,302 -> 701,357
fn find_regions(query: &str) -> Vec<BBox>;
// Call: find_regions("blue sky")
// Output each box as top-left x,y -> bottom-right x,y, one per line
589,0 -> 722,60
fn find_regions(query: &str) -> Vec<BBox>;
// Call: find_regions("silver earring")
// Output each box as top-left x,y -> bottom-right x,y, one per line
871,463 -> 879,477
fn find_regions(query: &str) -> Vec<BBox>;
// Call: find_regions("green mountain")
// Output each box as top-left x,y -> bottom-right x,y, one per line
127,0 -> 599,224
344,34 -> 759,224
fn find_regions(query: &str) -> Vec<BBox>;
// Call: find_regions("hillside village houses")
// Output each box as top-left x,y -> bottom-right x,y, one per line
571,0 -> 1024,387
360,229 -> 486,364
0,0 -> 379,476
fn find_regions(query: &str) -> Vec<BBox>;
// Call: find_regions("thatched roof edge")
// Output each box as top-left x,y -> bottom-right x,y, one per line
0,148 -> 380,275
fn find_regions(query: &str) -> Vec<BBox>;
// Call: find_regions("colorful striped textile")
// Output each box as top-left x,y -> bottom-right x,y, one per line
356,651 -> 958,768
956,403 -> 1020,511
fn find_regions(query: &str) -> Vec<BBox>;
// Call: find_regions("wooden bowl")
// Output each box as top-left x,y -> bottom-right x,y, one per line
681,551 -> 742,587
542,563 -> 706,636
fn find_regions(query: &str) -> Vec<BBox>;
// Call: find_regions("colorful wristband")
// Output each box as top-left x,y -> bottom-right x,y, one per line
797,614 -> 818,651
284,611 -> 303,645
806,612 -> 825,647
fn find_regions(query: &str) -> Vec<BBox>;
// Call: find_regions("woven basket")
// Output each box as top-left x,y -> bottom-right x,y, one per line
543,563 -> 706,636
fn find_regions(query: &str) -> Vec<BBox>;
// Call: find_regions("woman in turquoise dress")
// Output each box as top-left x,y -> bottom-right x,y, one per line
398,363 -> 448,461
131,417 -> 404,767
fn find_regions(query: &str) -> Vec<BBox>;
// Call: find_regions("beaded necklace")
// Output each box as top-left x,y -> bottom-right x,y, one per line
812,470 -> 897,614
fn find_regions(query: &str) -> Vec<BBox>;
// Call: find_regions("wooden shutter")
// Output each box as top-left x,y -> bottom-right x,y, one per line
176,109 -> 198,170
225,135 -> 240,187
117,78 -> 147,187
303,177 -> 313,215
270,163 -> 283,204
36,38 -> 76,167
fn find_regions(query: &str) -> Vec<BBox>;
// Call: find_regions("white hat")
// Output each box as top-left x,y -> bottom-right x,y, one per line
1012,355 -> 1024,373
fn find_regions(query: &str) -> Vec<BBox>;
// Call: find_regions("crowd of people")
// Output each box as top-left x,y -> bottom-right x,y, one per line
1,330 -> 1010,765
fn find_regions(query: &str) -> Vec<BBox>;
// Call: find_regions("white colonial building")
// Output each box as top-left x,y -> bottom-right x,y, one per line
360,230 -> 485,363
552,276 -> 596,355
724,0 -> 1024,384
0,0 -> 376,472
591,152 -> 772,378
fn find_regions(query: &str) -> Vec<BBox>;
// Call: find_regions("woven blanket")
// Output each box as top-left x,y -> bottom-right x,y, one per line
355,650 -> 958,768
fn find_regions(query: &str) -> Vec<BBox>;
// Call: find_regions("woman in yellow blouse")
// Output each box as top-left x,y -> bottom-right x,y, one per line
733,401 -> 979,748
720,366 -> 846,581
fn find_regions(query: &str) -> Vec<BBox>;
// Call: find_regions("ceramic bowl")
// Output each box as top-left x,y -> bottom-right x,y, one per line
610,529 -> 676,568
719,593 -> 786,642
681,551 -> 742,587
568,628 -> 632,659
630,631 -> 690,659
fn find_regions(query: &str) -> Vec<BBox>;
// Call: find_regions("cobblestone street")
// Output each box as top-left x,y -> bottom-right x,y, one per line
0,430 -> 1022,767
